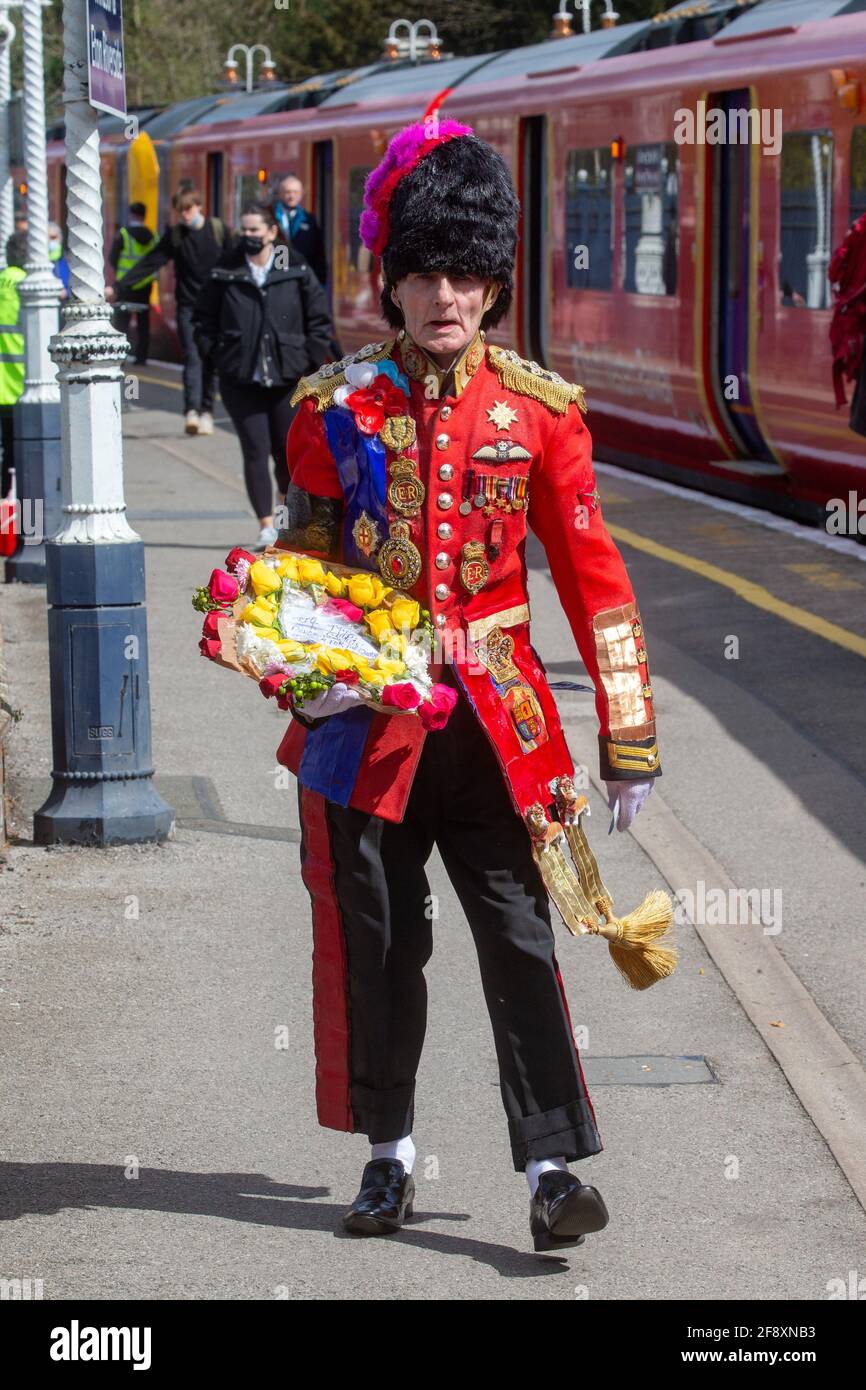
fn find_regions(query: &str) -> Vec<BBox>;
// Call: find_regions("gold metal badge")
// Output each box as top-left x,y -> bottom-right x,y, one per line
387,456 -> 425,517
459,539 -> 490,595
351,510 -> 380,558
486,400 -> 519,432
379,415 -> 416,450
378,520 -> 422,586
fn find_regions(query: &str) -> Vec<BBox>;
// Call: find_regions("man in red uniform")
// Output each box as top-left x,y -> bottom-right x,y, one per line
275,121 -> 661,1252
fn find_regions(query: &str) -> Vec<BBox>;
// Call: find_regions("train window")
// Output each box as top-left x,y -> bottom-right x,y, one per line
779,130 -> 833,309
851,127 -> 866,223
348,166 -> 373,272
565,148 -> 613,290
623,143 -> 679,296
235,175 -> 263,224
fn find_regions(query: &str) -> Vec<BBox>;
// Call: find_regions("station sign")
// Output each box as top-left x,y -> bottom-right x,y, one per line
634,144 -> 662,194
87,0 -> 126,118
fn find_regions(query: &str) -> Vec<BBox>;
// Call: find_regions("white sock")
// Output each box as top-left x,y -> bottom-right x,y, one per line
371,1134 -> 416,1174
526,1155 -> 568,1196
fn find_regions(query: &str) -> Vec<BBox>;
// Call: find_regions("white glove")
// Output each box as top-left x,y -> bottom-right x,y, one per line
604,778 -> 655,832
299,683 -> 365,721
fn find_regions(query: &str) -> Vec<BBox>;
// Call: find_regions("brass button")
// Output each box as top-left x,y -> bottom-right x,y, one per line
647,753 -> 656,766
437,522 -> 452,539
435,552 -> 450,569
434,582 -> 449,600
438,463 -> 454,481
435,613 -> 446,628
439,405 -> 452,420
435,433 -> 450,450
437,492 -> 453,510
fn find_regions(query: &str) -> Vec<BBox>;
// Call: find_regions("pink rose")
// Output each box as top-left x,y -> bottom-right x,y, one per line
199,637 -> 222,661
201,611 -> 222,640
225,547 -> 257,575
323,596 -> 364,623
382,681 -> 422,710
418,682 -> 458,730
207,569 -> 239,605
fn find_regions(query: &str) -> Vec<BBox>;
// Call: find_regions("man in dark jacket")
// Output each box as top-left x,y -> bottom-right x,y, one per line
274,174 -> 328,286
193,201 -> 333,549
109,188 -> 231,435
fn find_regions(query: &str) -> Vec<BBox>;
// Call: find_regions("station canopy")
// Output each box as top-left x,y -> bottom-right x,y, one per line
715,0 -> 866,35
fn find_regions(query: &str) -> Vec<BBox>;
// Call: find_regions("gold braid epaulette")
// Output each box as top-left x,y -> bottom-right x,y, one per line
487,343 -> 587,415
290,340 -> 395,410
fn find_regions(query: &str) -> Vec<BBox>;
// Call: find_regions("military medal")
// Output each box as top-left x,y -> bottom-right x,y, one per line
459,539 -> 490,594
379,414 -> 416,450
486,399 -> 519,432
352,509 -> 380,558
387,456 -> 425,517
378,519 -> 422,586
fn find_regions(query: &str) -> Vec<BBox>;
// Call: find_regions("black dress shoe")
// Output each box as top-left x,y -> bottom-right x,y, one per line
343,1158 -> 415,1236
529,1170 -> 610,1253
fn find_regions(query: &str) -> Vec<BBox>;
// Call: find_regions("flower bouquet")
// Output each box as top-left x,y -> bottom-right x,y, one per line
193,546 -> 458,729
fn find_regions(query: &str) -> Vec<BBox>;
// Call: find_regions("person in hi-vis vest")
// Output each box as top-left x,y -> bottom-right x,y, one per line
0,237 -> 26,505
108,202 -> 158,365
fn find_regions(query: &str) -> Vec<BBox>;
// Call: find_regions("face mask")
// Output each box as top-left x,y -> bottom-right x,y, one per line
242,235 -> 266,255
189,211 -> 205,229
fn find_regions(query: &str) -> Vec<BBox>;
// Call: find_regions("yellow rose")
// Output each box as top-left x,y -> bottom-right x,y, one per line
365,609 -> 397,643
358,665 -> 387,687
240,601 -> 278,627
253,627 -> 282,643
275,554 -> 299,580
330,649 -> 359,670
389,598 -> 420,632
347,573 -> 376,608
375,656 -> 406,676
249,560 -> 282,597
323,570 -> 345,597
276,639 -> 307,661
297,557 -> 327,585
315,648 -> 353,675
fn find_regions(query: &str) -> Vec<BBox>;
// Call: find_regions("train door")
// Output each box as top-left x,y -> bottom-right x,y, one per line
703,87 -> 782,471
517,115 -> 548,366
206,152 -> 224,221
312,140 -> 334,295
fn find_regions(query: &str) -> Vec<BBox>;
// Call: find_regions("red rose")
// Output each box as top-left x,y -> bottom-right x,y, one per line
334,668 -> 360,685
208,569 -> 239,605
345,375 -> 408,436
418,682 -> 458,730
201,611 -> 222,640
225,547 -> 257,575
276,694 -> 293,711
259,673 -> 289,700
199,637 -> 222,660
382,681 -> 422,710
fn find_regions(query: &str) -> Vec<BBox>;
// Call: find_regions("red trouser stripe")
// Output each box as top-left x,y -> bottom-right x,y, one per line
552,953 -> 603,1144
298,787 -> 354,1132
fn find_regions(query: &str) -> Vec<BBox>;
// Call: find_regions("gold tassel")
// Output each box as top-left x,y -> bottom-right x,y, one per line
547,781 -> 678,991
291,341 -> 395,411
488,345 -> 588,415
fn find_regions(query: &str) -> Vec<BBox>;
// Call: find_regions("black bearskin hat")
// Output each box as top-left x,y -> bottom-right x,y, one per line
359,121 -> 519,331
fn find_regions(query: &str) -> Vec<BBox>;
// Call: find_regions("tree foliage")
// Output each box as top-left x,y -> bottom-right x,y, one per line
30,0 -> 667,120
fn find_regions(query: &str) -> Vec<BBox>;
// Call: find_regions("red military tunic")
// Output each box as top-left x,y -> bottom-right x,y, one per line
275,331 -> 660,826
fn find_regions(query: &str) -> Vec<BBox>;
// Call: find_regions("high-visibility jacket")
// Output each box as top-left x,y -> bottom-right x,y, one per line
0,264 -> 26,406
116,225 -> 159,291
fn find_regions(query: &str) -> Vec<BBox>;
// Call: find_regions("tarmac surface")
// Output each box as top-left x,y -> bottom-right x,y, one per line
1,365 -> 864,1300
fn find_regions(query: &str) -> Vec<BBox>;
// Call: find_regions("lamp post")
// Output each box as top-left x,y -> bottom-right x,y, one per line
34,0 -> 173,845
551,1 -> 619,37
382,20 -> 442,62
6,0 -> 62,584
0,6 -> 15,269
223,43 -> 277,93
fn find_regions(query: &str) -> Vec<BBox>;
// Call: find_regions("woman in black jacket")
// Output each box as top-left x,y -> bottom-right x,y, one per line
194,202 -> 334,549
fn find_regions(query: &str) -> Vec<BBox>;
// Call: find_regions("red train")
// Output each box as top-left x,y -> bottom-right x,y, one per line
43,1 -> 866,522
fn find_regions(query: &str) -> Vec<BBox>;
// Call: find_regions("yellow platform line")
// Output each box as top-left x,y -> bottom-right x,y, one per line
134,371 -> 183,391
608,523 -> 866,660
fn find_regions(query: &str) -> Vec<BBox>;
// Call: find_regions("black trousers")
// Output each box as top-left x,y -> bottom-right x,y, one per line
0,403 -> 14,500
302,671 -> 603,1172
114,303 -> 151,364
176,303 -> 215,415
220,377 -> 296,520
